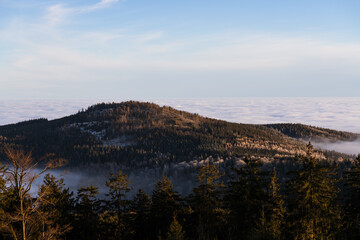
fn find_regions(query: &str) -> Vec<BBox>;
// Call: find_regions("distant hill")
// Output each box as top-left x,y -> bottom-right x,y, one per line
0,101 -> 355,172
263,123 -> 359,142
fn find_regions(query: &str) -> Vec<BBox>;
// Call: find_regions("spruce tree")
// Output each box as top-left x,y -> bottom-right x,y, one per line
254,168 -> 285,240
37,174 -> 74,239
74,185 -> 101,240
106,170 -> 132,240
226,155 -> 267,240
286,143 -> 341,240
189,162 -> 225,240
151,175 -> 182,240
166,215 -> 185,240
130,189 -> 152,240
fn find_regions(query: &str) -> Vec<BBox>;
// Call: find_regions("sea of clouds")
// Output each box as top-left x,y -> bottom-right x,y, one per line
1,98 -> 360,155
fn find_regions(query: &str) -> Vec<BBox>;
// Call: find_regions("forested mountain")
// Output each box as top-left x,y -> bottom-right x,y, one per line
0,101 -> 355,171
0,101 -> 357,195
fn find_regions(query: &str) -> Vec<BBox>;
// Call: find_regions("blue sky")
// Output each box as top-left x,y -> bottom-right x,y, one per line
0,0 -> 359,99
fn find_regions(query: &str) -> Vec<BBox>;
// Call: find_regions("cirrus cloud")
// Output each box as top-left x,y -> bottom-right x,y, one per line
45,0 -> 120,26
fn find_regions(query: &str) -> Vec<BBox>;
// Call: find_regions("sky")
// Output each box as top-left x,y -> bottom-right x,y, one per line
0,0 -> 359,99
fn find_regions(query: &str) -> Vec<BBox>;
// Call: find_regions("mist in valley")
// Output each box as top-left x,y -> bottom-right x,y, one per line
313,139 -> 360,156
34,166 -> 199,198
33,139 -> 360,198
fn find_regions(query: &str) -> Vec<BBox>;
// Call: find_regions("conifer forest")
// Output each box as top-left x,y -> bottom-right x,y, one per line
1,143 -> 360,240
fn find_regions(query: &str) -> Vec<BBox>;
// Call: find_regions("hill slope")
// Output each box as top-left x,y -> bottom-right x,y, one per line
0,101 -> 354,171
263,123 -> 359,142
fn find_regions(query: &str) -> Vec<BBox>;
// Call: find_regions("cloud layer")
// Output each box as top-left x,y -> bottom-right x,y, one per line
1,98 -> 360,133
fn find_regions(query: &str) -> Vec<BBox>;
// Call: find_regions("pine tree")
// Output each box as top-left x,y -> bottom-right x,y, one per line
74,185 -> 101,240
189,162 -> 225,240
267,168 -> 286,238
254,168 -> 285,240
226,155 -> 267,240
106,170 -> 132,240
130,189 -> 152,240
37,174 -> 73,239
286,143 -> 341,240
151,175 -> 182,240
166,215 -> 185,240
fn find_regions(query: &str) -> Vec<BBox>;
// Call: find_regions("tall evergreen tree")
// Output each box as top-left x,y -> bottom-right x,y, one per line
130,189 -> 152,240
37,174 -> 73,239
189,162 -> 225,240
254,168 -> 286,240
151,175 -> 183,240
286,143 -> 341,240
166,215 -> 185,240
105,170 -> 132,240
73,185 -> 101,240
226,155 -> 267,240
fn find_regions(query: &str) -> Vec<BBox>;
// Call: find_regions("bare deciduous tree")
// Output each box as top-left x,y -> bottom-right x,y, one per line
0,145 -> 67,240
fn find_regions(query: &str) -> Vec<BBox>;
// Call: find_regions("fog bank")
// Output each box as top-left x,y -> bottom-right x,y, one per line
313,140 -> 360,156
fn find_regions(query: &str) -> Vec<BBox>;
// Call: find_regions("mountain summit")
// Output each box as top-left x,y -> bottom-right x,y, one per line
0,101 -> 356,171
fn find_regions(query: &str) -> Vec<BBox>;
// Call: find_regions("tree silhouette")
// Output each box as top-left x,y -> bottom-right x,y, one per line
105,170 -> 132,240
286,143 -> 341,240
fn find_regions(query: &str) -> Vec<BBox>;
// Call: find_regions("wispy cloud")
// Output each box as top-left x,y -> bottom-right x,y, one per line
1,0 -> 359,98
45,0 -> 119,26
137,32 -> 163,43
45,4 -> 72,26
89,0 -> 119,9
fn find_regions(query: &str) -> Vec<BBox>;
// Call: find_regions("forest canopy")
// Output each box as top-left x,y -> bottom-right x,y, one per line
0,144 -> 360,240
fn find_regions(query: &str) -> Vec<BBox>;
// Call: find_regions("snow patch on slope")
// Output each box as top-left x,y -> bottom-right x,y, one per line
103,136 -> 136,147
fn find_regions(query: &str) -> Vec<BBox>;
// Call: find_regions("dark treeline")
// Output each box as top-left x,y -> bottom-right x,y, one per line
1,144 -> 360,240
